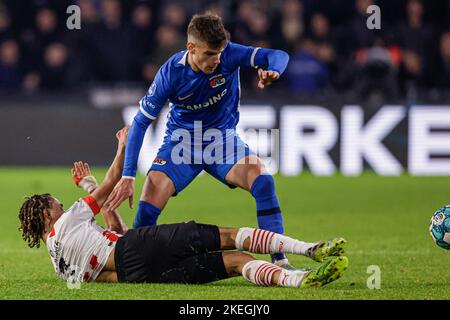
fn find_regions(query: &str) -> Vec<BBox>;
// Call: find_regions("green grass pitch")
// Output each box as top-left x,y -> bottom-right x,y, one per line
1,167 -> 450,300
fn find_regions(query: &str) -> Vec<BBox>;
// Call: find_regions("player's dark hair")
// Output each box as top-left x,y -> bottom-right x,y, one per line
18,194 -> 52,249
187,12 -> 230,49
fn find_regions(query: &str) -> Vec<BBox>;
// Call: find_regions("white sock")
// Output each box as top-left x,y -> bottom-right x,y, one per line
242,260 -> 307,287
235,227 -> 316,256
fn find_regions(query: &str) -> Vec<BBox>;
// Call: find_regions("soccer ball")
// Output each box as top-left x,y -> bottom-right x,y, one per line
429,205 -> 450,250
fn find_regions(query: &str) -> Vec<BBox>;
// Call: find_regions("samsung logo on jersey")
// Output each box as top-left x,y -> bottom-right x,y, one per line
185,88 -> 227,111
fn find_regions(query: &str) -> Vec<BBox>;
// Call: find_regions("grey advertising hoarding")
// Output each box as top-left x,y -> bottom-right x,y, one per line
1,104 -> 449,176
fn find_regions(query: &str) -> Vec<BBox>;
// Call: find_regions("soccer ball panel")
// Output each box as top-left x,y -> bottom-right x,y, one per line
430,206 -> 450,250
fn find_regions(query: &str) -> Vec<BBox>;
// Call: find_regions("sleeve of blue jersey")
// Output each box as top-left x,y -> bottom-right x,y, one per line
253,47 -> 290,75
122,111 -> 152,178
139,65 -> 171,119
122,64 -> 171,178
224,42 -> 289,75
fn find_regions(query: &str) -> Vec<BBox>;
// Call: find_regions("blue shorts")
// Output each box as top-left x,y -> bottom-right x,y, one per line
148,133 -> 254,195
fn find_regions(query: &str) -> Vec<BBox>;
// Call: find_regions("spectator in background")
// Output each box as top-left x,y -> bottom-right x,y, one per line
38,43 -> 71,91
0,8 -> 13,42
308,12 -> 330,44
152,25 -> 184,66
233,5 -> 275,92
285,38 -> 328,94
161,2 -> 187,33
278,0 -> 304,52
88,0 -> 133,81
246,9 -> 272,47
0,39 -> 22,90
396,0 -> 434,60
205,1 -> 227,24
78,0 -> 100,26
233,0 -> 255,45
130,3 -> 155,81
338,0 -> 377,58
140,24 -> 184,83
352,36 -> 401,99
240,8 -> 275,92
398,50 -> 424,99
307,12 -> 338,86
427,31 -> 450,89
63,0 -> 100,85
22,7 -> 62,68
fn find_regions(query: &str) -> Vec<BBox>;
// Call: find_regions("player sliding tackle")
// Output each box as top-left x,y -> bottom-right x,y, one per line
18,127 -> 348,286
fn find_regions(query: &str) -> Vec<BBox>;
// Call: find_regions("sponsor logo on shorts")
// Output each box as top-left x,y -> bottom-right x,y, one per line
153,157 -> 167,166
209,74 -> 226,88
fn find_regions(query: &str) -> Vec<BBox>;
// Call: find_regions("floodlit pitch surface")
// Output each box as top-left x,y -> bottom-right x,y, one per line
1,167 -> 450,300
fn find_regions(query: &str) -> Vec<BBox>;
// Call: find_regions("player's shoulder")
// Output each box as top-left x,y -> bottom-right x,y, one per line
222,41 -> 251,53
164,50 -> 188,72
157,50 -> 188,81
220,41 -> 253,64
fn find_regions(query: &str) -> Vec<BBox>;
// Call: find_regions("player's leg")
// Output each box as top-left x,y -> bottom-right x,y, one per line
223,154 -> 290,265
115,222 -> 348,286
205,134 -> 290,265
223,251 -> 349,288
133,170 -> 174,228
133,142 -> 204,228
219,227 -> 347,262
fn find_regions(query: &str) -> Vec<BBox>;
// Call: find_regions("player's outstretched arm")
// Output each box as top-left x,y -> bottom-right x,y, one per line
89,126 -> 129,209
104,64 -> 170,211
226,42 -> 289,89
103,111 -> 154,211
71,160 -> 128,234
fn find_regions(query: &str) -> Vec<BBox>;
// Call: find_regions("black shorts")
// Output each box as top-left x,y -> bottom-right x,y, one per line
114,221 -> 228,284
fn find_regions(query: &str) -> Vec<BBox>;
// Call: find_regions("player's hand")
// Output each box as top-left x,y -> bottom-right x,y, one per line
104,177 -> 135,210
71,161 -> 92,186
116,125 -> 130,149
257,68 -> 279,89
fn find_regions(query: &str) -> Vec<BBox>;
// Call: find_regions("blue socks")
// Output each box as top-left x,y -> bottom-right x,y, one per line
250,174 -> 286,262
133,200 -> 161,228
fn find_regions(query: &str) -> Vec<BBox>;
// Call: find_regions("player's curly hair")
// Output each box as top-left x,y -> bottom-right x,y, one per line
18,194 -> 52,249
187,12 -> 230,49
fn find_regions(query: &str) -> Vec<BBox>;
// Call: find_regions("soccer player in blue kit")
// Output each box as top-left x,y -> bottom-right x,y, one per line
104,13 -> 346,269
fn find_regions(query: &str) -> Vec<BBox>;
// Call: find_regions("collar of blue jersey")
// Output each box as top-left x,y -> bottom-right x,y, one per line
177,50 -> 188,66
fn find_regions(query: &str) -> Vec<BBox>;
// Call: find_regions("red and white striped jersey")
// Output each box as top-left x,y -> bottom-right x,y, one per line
46,196 -> 121,282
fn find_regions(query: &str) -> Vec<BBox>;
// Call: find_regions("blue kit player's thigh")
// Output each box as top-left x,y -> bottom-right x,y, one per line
149,142 -> 204,196
205,134 -> 255,189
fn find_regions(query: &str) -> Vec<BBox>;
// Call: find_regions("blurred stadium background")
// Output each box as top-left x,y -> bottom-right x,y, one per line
0,0 -> 449,171
1,0 -> 450,300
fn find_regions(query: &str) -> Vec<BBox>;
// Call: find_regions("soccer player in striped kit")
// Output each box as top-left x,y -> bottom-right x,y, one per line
19,154 -> 348,286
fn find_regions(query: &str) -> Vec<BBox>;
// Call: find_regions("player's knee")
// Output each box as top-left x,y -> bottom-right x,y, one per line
141,171 -> 175,205
250,174 -> 276,198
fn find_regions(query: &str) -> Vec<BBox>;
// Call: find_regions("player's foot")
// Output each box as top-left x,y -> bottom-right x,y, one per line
306,237 -> 347,263
300,256 -> 349,288
275,259 -> 312,272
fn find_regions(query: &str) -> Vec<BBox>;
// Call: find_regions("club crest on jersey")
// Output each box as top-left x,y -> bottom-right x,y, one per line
153,157 -> 167,166
209,74 -> 226,88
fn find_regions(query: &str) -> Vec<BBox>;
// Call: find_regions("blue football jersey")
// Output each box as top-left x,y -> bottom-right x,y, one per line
122,42 -> 289,177
139,42 -> 279,136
